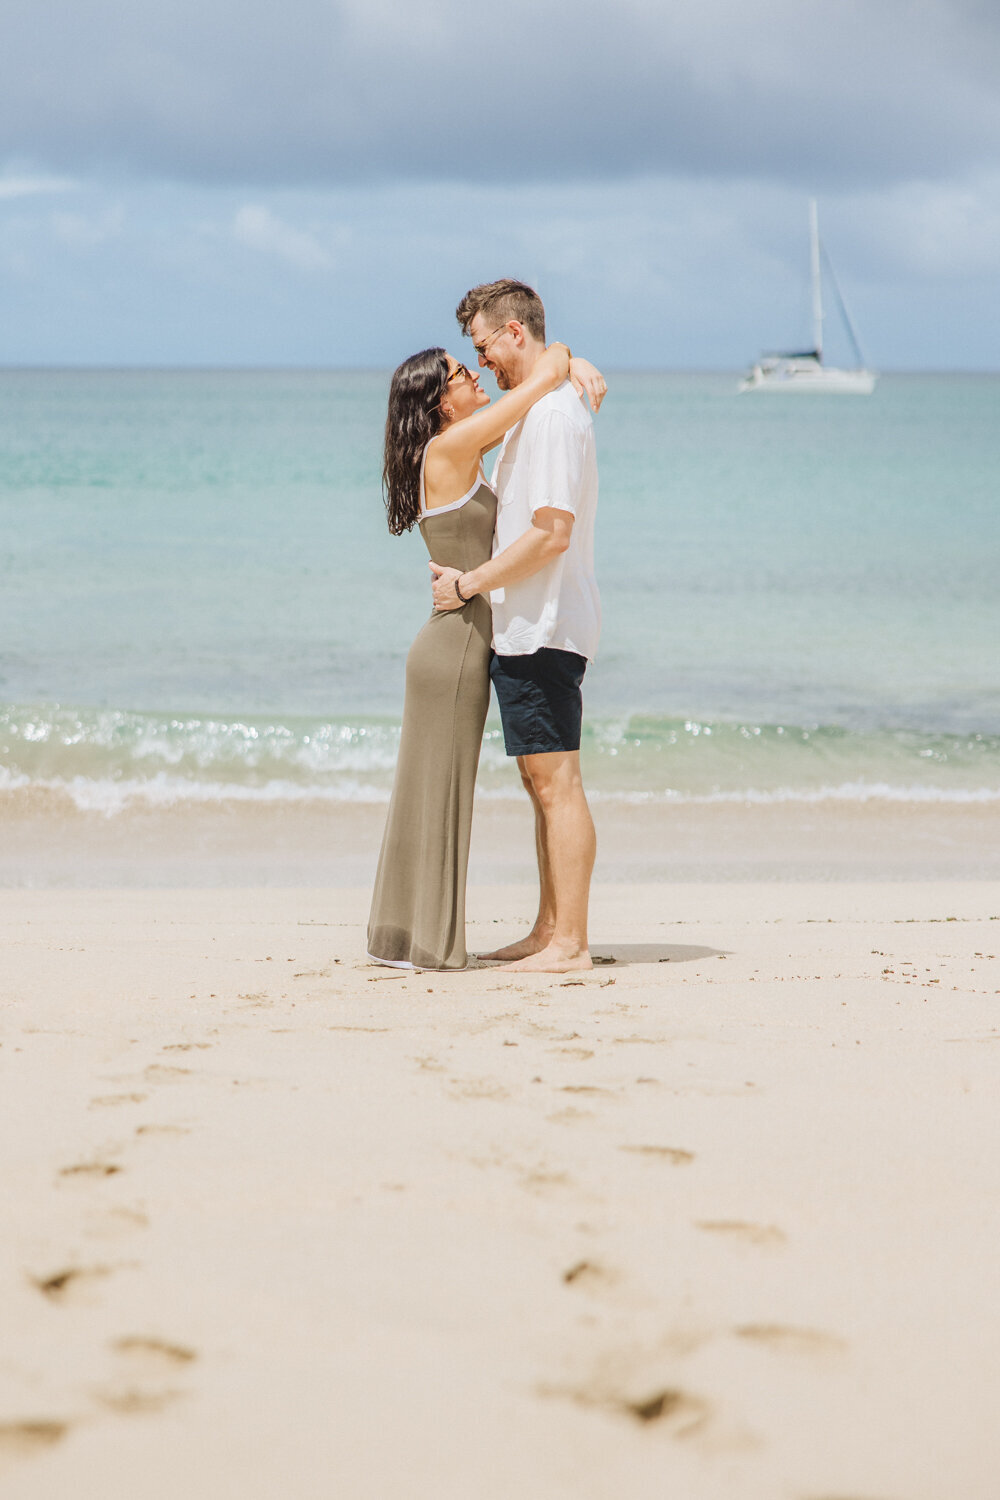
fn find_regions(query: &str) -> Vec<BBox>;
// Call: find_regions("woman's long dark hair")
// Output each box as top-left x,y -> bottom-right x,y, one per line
382,348 -> 450,535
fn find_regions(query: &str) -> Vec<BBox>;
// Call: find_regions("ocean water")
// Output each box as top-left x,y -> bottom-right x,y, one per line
2,369 -> 999,815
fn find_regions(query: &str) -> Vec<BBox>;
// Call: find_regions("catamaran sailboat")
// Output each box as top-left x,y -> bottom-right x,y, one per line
740,201 -> 877,394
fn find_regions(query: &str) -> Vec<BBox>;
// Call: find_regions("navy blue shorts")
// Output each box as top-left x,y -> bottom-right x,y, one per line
490,648 -> 587,757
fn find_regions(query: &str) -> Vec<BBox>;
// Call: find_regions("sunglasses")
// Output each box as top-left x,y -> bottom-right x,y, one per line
471,324 -> 510,359
446,363 -> 472,384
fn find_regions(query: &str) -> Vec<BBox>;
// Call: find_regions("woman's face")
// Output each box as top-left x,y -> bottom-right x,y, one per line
441,355 -> 490,421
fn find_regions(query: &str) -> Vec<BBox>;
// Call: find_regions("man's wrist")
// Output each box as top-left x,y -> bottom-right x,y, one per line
458,567 -> 484,599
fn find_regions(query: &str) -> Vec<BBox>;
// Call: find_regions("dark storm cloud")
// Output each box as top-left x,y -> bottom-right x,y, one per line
5,0 -> 1000,188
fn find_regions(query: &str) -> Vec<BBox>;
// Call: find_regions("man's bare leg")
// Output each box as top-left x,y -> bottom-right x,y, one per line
501,750 -> 595,973
478,758 -> 556,960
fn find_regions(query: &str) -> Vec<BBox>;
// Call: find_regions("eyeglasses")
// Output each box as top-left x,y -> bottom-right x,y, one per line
471,323 -> 511,359
446,363 -> 472,384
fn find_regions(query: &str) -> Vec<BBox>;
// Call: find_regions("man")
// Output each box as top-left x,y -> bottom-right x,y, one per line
430,279 -> 601,974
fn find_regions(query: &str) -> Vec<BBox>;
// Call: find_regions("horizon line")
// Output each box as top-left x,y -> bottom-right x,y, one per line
2,363 -> 999,377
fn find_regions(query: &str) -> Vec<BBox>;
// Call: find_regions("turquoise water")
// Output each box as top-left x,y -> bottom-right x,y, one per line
2,369 -> 999,809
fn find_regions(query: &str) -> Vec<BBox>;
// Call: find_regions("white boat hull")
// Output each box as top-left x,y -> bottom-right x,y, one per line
740,360 -> 877,395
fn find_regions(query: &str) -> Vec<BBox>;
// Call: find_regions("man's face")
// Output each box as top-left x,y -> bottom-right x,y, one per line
468,312 -> 517,390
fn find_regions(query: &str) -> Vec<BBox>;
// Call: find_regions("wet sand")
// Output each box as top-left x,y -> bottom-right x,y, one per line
3,794 -> 1000,885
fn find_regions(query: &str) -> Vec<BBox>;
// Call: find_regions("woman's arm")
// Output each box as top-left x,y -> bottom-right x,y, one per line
432,342 -> 570,469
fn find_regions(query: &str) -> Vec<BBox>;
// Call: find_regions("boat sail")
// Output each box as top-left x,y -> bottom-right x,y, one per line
740,201 -> 877,394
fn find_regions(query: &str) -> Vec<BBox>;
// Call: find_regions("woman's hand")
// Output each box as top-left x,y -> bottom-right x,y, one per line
569,357 -> 608,412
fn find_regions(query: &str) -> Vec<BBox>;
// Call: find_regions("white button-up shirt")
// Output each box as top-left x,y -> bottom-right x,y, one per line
489,381 -> 601,661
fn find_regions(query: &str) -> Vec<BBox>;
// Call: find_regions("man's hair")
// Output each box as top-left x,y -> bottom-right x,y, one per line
455,279 -> 546,342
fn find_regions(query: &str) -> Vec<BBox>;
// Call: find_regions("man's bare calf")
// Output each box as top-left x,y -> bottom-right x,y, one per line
488,749 -> 595,974
478,758 -> 557,960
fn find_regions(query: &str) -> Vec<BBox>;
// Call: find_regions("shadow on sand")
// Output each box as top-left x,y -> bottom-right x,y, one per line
590,943 -> 727,968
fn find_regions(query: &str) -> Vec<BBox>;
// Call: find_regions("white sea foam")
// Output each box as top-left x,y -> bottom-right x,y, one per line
4,767 -> 1000,817
0,768 -> 390,815
584,782 -> 1000,806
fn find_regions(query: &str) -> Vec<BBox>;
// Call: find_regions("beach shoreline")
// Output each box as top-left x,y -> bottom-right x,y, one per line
3,880 -> 999,1498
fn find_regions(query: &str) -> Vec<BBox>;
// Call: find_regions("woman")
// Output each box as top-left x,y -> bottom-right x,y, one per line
367,341 -> 604,970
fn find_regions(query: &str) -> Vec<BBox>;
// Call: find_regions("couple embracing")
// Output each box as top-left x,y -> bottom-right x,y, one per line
367,279 -> 606,975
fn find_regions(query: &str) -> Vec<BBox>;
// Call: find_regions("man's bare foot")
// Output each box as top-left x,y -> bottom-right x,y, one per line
499,943 -> 592,974
477,929 -> 553,962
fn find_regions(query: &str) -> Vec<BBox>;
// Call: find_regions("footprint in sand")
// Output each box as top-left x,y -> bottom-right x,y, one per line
95,1387 -> 182,1415
549,1379 -> 709,1435
696,1220 -> 787,1247
112,1336 -> 197,1370
621,1388 -> 709,1430
58,1161 -> 123,1180
0,1420 -> 69,1460
521,1168 -> 573,1195
448,1077 -> 510,1101
413,1054 -> 446,1073
83,1205 -> 149,1240
735,1323 -> 847,1356
95,1336 -> 198,1416
143,1065 -> 193,1085
32,1265 -> 114,1304
547,1106 -> 595,1124
619,1145 -> 694,1165
562,1259 -> 618,1289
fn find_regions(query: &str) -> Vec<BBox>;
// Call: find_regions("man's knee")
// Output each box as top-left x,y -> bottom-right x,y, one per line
520,752 -> 581,809
515,756 -> 537,797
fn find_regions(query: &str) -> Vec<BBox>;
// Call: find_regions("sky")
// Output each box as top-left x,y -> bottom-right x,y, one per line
3,0 -> 1000,369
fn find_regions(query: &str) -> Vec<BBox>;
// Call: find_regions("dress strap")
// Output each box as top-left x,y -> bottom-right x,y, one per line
419,440 -> 492,518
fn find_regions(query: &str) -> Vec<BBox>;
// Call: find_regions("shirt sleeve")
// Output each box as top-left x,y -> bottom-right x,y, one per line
525,410 -> 584,518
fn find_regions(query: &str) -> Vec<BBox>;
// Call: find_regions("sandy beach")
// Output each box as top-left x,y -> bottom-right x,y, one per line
3,879 -> 999,1498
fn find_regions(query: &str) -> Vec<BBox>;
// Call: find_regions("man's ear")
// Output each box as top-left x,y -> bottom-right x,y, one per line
508,320 -> 526,347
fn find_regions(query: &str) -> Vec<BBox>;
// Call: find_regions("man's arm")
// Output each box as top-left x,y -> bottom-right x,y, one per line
430,506 -> 574,612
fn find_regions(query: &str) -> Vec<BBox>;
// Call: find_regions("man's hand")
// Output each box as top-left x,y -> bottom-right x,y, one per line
429,561 -> 465,612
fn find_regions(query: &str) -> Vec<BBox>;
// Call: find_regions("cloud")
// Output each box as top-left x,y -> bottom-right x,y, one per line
1,173 -> 999,368
2,1 -> 1000,191
0,171 -> 77,199
51,203 -> 125,247
232,204 -> 332,270
869,179 -> 1000,277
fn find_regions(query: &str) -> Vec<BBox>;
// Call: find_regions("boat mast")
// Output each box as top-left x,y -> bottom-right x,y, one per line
809,198 -> 823,362
820,244 -> 869,371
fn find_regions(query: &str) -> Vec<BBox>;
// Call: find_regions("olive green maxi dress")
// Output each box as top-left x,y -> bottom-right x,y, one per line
367,471 -> 497,970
